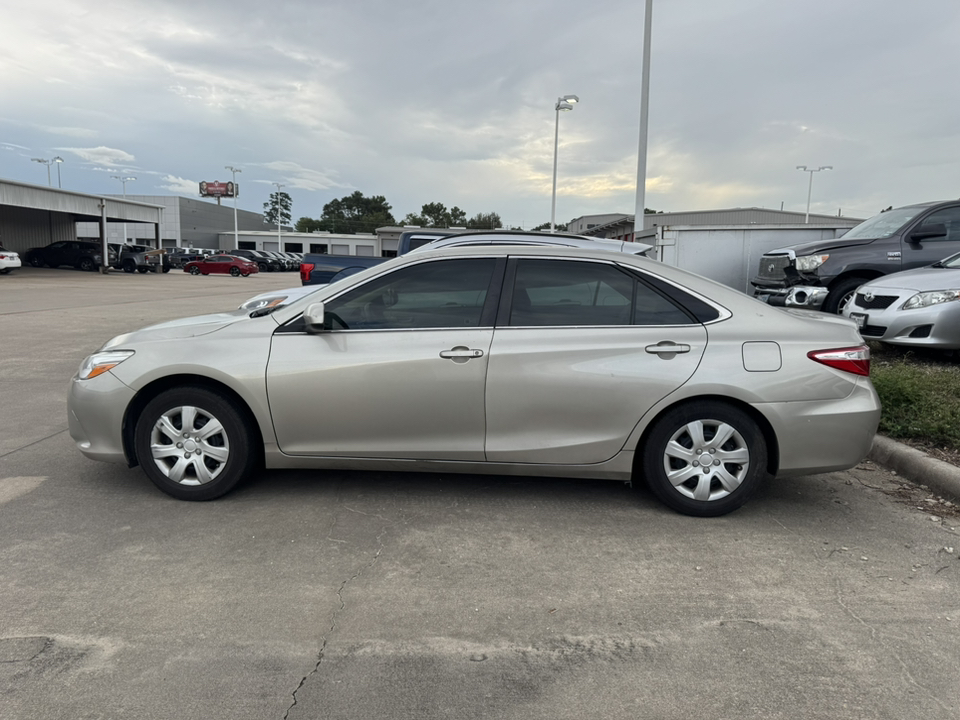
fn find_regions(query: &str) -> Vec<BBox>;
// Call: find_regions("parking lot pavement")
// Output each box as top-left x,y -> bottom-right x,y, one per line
1,269 -> 959,719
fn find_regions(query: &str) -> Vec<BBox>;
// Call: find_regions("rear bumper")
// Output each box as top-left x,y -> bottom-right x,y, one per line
757,378 -> 881,477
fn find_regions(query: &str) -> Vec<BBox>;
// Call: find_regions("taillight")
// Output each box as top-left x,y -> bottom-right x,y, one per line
299,263 -> 314,284
807,345 -> 871,376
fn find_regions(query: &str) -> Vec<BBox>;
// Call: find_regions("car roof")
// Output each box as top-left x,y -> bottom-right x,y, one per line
413,231 -> 650,255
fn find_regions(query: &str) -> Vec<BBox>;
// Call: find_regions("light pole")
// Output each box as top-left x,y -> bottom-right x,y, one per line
550,94 -> 579,232
272,182 -> 285,250
796,165 -> 832,223
31,157 -> 54,186
111,175 -> 136,242
225,165 -> 242,249
53,157 -> 63,188
635,0 -> 653,241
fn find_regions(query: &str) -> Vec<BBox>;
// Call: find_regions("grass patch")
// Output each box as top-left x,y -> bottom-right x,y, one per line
869,341 -> 960,450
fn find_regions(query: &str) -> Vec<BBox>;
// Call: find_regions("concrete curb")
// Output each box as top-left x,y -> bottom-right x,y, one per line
867,435 -> 960,503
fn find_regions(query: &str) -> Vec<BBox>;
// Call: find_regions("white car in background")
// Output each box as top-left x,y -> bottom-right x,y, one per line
0,247 -> 21,274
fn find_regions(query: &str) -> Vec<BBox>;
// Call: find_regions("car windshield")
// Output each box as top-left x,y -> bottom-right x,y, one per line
938,252 -> 960,268
841,206 -> 925,240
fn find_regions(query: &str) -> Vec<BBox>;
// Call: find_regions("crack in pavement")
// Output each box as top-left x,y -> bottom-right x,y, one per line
834,578 -> 952,713
282,496 -> 390,720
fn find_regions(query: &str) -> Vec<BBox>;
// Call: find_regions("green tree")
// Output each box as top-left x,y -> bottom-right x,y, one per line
466,212 -> 503,230
263,191 -> 292,228
403,202 -> 468,228
308,191 -> 396,234
529,222 -> 566,232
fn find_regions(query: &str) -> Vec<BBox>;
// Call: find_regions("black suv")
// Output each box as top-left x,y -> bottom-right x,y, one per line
25,241 -> 117,271
229,249 -> 282,272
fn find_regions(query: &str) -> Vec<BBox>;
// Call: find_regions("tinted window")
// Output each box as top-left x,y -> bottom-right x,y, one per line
324,258 -> 496,330
509,259 -> 692,327
916,206 -> 960,242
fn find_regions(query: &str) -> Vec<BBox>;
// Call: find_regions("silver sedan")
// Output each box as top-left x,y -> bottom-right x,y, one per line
842,252 -> 960,349
68,246 -> 880,516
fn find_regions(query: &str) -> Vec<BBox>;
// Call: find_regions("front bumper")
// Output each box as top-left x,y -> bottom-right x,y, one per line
753,285 -> 829,310
67,371 -> 136,464
845,294 -> 960,350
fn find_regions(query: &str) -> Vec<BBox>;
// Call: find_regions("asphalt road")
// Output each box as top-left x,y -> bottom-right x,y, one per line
1,267 -> 959,719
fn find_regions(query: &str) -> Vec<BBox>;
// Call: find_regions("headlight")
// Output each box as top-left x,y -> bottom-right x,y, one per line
77,350 -> 135,380
240,295 -> 289,311
902,290 -> 960,310
795,254 -> 829,272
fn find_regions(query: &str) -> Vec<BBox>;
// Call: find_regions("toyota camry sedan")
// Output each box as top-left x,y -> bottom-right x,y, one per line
842,251 -> 960,350
68,246 -> 880,516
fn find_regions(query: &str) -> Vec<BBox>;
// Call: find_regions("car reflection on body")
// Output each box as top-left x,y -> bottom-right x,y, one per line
183,254 -> 259,277
842,251 -> 960,350
68,245 -> 880,517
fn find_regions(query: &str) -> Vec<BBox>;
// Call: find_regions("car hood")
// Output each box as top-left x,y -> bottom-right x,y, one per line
102,310 -> 251,348
859,265 -> 960,293
765,236 -> 879,257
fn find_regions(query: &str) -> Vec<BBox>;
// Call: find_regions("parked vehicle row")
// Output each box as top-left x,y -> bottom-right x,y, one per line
230,249 -> 301,272
25,241 -> 118,271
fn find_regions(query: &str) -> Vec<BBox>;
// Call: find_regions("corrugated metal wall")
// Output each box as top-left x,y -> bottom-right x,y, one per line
0,205 -> 77,253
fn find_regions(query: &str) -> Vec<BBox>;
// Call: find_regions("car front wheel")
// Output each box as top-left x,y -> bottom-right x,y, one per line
641,401 -> 767,517
229,267 -> 240,276
189,266 -> 201,275
29,255 -> 43,268
134,386 -> 258,500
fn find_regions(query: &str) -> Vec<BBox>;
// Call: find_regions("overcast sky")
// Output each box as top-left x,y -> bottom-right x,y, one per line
2,0 -> 958,228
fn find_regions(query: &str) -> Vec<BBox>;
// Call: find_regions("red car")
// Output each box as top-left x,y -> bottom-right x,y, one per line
183,254 -> 259,277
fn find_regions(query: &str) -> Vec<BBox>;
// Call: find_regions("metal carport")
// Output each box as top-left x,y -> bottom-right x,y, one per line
0,178 -> 164,273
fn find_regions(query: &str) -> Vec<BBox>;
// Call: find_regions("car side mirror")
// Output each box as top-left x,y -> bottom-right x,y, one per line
909,223 -> 947,242
303,302 -> 327,334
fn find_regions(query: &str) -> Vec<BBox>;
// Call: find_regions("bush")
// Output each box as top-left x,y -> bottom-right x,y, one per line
869,342 -> 960,449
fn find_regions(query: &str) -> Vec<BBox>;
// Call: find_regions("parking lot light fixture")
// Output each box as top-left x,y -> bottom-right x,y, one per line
31,157 -> 54,186
225,166 -> 242,248
52,156 -> 64,188
796,165 -> 833,223
550,94 -> 579,233
111,175 -> 137,243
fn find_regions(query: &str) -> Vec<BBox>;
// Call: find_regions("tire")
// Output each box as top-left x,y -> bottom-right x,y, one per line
134,386 -> 258,500
258,263 -> 268,273
78,257 -> 95,272
137,266 -> 149,274
822,276 -> 865,314
241,271 -> 250,277
29,255 -> 43,268
162,266 -> 171,274
189,266 -> 201,275
641,401 -> 767,517
229,267 -> 240,277
123,260 -> 137,273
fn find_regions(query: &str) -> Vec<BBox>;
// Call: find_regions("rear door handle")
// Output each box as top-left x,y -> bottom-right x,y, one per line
645,342 -> 691,357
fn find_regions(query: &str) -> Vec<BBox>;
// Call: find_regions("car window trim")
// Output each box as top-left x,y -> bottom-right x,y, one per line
275,255 -> 506,334
497,255 -> 701,329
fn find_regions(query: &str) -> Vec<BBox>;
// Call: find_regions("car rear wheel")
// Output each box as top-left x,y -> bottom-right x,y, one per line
78,257 -> 95,272
189,266 -> 201,275
134,386 -> 258,500
137,266 -> 150,274
29,255 -> 43,268
641,401 -> 767,517
258,263 -> 268,273
229,267 -> 240,276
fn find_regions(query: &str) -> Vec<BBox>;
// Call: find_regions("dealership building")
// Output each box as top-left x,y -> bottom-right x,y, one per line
76,195 -> 268,249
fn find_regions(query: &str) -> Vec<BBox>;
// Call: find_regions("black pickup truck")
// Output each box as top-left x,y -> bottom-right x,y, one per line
751,200 -> 960,313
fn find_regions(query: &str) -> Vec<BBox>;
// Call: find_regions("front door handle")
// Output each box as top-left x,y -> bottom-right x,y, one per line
439,346 -> 484,362
645,341 -> 691,358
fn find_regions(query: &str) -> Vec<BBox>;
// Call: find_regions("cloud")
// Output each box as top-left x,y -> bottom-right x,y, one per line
160,175 -> 199,195
43,125 -> 97,138
255,161 -> 344,192
61,146 -> 136,167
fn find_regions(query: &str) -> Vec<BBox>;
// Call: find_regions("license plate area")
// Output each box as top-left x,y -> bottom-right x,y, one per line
849,312 -> 867,328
